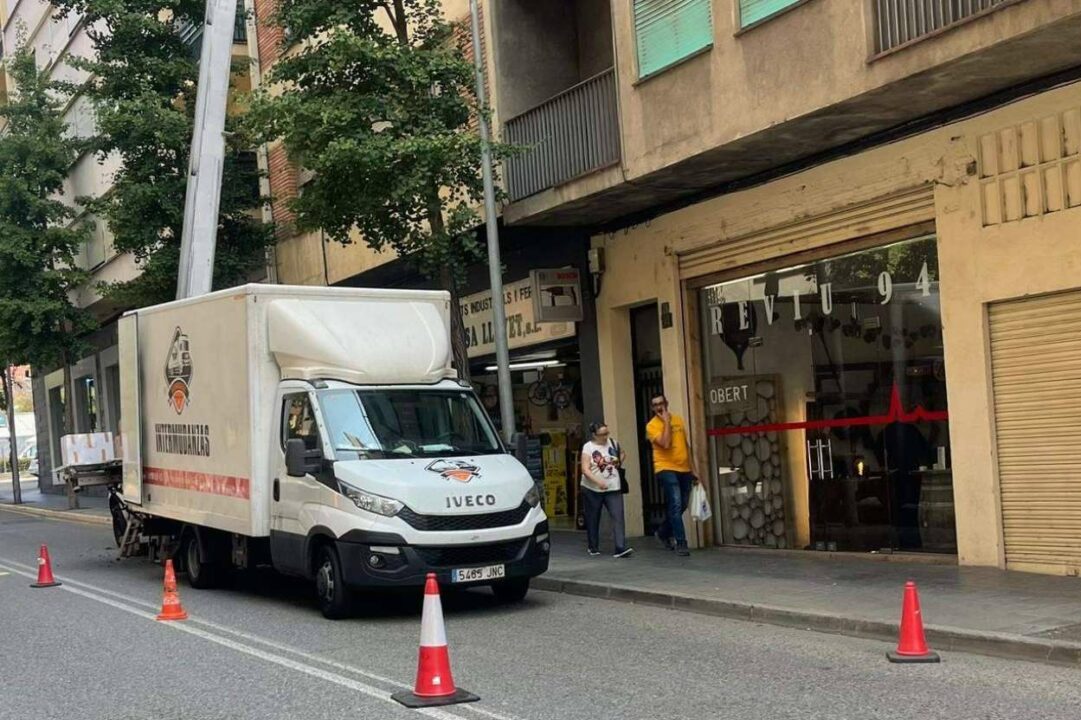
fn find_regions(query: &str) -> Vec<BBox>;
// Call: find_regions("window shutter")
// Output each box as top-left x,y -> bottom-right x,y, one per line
633,0 -> 713,79
739,0 -> 801,28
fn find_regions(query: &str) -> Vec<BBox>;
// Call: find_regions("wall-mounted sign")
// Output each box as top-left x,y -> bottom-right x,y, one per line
708,376 -> 760,415
460,277 -> 576,358
530,268 -> 583,323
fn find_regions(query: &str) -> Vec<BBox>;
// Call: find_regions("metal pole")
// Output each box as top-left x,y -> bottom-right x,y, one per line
4,365 -> 21,504
176,0 -> 238,300
468,0 -> 515,443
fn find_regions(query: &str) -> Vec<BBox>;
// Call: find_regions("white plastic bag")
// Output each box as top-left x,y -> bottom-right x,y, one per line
690,483 -> 712,523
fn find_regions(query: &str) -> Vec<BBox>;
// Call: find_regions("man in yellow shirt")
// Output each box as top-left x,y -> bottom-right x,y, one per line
646,393 -> 699,556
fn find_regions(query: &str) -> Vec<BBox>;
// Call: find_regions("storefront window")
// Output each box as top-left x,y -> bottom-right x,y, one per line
699,235 -> 955,553
473,358 -> 585,528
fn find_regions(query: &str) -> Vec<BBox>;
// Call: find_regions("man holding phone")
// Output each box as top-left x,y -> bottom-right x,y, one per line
646,393 -> 700,556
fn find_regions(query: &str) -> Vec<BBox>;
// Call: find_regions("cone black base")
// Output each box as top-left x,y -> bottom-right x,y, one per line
30,580 -> 61,589
391,688 -> 480,708
887,650 -> 940,664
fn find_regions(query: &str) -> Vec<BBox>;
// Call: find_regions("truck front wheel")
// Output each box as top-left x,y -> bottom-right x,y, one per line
184,531 -> 222,589
492,578 -> 530,604
315,545 -> 354,619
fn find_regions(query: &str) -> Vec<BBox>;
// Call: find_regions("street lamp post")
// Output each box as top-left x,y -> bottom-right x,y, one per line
468,0 -> 516,444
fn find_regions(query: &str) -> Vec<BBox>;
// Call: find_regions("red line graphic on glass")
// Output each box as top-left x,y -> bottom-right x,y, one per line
707,384 -> 948,437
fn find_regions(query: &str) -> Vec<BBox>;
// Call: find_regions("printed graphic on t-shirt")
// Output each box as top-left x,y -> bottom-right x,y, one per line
582,441 -> 620,491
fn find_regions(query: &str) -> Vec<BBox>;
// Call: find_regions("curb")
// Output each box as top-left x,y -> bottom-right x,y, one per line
532,576 -> 1081,668
0,503 -> 111,527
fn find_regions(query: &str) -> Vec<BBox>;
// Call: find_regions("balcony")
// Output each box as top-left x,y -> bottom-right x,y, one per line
503,69 -> 620,202
491,0 -> 620,206
179,2 -> 249,53
874,0 -> 1023,54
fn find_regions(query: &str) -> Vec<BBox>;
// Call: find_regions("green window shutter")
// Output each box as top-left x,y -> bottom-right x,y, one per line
739,0 -> 801,28
634,0 -> 713,79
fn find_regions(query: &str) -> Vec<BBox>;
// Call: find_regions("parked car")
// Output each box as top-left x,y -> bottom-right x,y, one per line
20,440 -> 37,476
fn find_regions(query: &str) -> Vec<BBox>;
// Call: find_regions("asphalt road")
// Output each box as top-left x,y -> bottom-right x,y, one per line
2,508 -> 1080,720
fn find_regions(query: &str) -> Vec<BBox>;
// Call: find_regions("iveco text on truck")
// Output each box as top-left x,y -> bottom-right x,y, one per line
112,284 -> 549,617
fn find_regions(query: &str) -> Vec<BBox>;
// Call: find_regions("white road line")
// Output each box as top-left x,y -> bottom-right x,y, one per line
0,563 -> 479,720
0,557 -> 525,720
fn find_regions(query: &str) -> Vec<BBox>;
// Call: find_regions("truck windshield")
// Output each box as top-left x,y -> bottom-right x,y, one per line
318,389 -> 503,459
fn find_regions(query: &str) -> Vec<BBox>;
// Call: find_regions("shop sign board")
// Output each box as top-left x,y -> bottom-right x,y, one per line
460,278 -> 576,358
708,377 -> 759,415
530,268 -> 583,323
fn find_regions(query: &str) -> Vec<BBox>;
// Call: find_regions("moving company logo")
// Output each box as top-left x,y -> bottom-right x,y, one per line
426,459 -> 481,483
165,327 -> 193,415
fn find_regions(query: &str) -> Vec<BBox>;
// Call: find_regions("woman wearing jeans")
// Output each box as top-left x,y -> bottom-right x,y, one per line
580,423 -> 634,558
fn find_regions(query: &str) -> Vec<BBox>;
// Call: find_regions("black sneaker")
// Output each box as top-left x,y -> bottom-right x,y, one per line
613,547 -> 635,559
655,531 -> 675,551
676,543 -> 690,557
588,549 -> 601,557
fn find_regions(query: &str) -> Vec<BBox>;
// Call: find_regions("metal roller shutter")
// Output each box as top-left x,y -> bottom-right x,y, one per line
990,290 -> 1081,574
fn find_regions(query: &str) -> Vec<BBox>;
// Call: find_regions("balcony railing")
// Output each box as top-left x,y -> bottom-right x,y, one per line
874,0 -> 1022,53
503,68 -> 620,202
178,3 -> 249,49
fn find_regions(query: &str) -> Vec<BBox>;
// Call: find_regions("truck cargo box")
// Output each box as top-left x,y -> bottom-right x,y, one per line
118,284 -> 453,537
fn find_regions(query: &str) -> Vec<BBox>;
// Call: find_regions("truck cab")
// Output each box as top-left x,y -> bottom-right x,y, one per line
269,379 -> 549,617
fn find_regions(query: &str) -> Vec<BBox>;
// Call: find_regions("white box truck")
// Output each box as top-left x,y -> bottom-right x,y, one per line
114,284 -> 549,618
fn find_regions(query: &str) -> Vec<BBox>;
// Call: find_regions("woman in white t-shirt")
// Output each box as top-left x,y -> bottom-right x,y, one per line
580,422 -> 634,558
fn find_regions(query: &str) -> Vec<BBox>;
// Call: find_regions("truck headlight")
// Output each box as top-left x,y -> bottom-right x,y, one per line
524,484 -> 541,508
341,485 -> 403,517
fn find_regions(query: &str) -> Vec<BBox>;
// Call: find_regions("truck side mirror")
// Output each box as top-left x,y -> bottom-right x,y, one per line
285,438 -> 321,477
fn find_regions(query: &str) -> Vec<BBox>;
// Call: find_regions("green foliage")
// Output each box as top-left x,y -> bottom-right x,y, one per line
52,0 -> 273,308
0,47 -> 96,369
247,0 -> 503,376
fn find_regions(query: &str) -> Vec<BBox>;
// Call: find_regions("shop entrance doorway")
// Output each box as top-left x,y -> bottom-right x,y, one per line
631,304 -> 665,536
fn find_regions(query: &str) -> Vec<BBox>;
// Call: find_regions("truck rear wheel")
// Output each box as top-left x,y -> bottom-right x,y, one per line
315,545 -> 354,619
184,531 -> 222,589
492,577 -> 530,604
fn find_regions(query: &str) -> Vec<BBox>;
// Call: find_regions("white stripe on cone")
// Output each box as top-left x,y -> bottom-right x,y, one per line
420,592 -> 448,648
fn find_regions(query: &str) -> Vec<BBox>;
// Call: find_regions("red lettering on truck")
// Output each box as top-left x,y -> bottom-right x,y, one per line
143,467 -> 250,499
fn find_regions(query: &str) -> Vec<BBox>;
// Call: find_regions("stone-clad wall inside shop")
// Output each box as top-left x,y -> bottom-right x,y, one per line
592,80 -> 1081,570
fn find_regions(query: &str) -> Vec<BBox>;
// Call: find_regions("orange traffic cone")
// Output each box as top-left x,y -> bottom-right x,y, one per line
155,559 -> 189,622
30,544 -> 61,588
887,580 -> 940,663
392,573 -> 479,708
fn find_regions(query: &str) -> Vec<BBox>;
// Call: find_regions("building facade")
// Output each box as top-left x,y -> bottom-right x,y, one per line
2,1 -> 261,491
492,0 -> 1081,573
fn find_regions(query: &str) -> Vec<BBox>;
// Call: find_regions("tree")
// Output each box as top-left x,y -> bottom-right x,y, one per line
247,0 -> 499,379
52,0 -> 273,308
0,46 -> 96,500
0,47 -> 94,370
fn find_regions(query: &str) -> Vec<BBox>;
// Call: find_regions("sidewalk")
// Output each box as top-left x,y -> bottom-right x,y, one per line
536,531 -> 1081,667
0,480 -> 110,525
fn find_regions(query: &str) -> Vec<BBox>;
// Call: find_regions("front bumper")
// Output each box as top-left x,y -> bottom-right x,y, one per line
335,521 -> 550,589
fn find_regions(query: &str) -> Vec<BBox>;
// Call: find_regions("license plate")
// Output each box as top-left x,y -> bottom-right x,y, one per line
451,564 -> 506,583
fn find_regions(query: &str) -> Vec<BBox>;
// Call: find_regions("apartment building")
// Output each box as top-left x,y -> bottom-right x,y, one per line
488,0 -> 1081,574
1,1 -> 260,491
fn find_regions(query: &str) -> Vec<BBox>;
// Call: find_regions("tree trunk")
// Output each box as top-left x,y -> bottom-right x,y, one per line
3,365 -> 20,504
427,202 -> 471,383
441,266 -> 471,384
